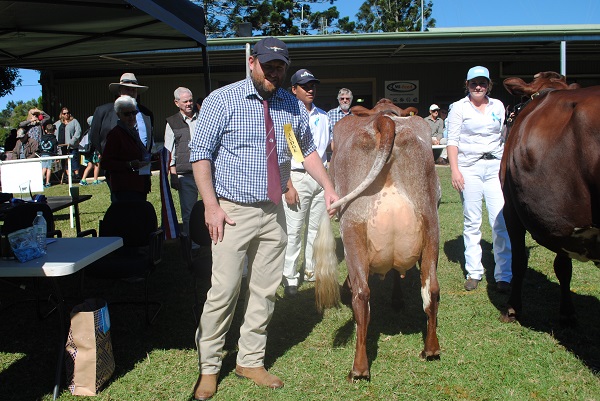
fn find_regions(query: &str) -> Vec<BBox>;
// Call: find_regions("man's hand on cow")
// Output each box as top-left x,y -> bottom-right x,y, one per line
204,203 -> 235,244
451,170 -> 465,192
324,189 -> 340,218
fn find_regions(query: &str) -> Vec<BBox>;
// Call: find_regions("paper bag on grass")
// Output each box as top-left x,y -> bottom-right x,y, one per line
65,298 -> 115,396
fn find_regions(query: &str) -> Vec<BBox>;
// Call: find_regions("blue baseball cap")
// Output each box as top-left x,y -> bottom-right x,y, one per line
252,37 -> 290,65
466,66 -> 490,81
291,69 -> 320,86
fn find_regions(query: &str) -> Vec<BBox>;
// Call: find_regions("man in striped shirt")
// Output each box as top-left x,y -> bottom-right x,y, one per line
189,37 -> 338,401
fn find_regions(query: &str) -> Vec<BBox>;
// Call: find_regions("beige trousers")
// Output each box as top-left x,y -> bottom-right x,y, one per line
195,199 -> 287,374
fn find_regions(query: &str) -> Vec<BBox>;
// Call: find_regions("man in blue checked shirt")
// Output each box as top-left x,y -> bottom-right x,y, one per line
189,37 -> 339,401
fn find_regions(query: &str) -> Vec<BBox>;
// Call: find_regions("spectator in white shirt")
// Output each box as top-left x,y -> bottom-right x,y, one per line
446,65 -> 512,293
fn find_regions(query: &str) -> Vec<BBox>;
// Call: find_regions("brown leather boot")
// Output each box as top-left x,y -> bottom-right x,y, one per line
235,365 -> 283,389
192,373 -> 218,400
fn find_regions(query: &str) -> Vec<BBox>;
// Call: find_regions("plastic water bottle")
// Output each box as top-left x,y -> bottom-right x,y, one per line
32,211 -> 47,252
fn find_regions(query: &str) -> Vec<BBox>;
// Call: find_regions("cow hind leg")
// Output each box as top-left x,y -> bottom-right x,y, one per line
419,253 -> 440,360
502,199 -> 527,323
343,230 -> 371,382
348,283 -> 371,382
554,253 -> 577,327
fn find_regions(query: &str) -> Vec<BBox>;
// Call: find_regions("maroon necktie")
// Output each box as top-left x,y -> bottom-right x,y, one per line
263,99 -> 281,204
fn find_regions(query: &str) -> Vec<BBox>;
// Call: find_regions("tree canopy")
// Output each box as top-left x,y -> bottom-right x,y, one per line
194,0 -> 434,36
356,0 -> 435,32
0,67 -> 21,98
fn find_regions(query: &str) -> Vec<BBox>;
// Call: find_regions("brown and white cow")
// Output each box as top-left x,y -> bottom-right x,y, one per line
501,72 -> 600,325
314,99 -> 441,381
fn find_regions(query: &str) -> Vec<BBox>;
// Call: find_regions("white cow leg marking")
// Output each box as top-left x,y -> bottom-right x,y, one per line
421,277 -> 431,312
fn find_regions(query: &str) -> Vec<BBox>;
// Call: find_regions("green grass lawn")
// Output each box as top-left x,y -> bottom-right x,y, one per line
1,167 -> 599,401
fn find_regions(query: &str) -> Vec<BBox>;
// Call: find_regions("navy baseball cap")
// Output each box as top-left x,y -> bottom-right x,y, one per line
291,69 -> 320,86
252,37 -> 290,65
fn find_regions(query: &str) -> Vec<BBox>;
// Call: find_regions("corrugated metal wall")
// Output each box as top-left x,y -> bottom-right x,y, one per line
48,57 -> 600,145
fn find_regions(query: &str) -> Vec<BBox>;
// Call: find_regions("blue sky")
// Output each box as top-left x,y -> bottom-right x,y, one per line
1,0 -> 598,110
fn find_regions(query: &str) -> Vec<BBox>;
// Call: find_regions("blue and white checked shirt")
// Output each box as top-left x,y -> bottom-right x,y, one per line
326,106 -> 351,139
189,77 -> 316,204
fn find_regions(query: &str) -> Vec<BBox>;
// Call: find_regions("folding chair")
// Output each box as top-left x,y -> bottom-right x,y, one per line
83,200 -> 164,324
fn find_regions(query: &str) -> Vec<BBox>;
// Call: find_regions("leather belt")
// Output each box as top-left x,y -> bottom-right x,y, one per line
480,152 -> 497,160
291,169 -> 306,173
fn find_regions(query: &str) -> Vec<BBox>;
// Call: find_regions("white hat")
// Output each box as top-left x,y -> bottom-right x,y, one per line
109,73 -> 148,93
429,104 -> 440,112
466,66 -> 490,81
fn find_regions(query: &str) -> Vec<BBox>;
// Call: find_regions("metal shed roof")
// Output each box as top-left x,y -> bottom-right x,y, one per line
0,0 -> 207,71
28,24 -> 595,77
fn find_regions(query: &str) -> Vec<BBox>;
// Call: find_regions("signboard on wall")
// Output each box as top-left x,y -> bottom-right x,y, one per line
384,80 -> 419,104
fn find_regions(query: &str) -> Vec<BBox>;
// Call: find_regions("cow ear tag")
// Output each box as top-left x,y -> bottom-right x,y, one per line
284,124 -> 305,163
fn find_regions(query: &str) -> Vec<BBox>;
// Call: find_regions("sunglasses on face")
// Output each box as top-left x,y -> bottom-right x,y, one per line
339,97 -> 351,101
121,110 -> 138,117
469,81 -> 489,88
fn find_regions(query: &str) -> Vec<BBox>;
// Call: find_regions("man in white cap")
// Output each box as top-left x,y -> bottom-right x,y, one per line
425,103 -> 448,164
89,73 -> 154,155
281,68 -> 330,297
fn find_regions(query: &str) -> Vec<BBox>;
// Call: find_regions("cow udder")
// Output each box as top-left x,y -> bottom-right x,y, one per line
366,187 -> 423,275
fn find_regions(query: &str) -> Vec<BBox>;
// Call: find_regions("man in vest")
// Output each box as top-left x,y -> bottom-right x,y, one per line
165,87 -> 199,242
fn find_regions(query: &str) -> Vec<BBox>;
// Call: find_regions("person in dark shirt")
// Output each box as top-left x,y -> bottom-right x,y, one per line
4,129 -> 17,157
39,123 -> 59,187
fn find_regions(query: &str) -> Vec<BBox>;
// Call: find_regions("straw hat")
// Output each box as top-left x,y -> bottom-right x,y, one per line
109,73 -> 148,93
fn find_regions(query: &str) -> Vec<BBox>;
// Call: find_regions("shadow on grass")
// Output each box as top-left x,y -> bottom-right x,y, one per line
0,274 -> 91,401
444,234 -> 600,374
0,238 -> 205,400
486,261 -> 600,375
443,235 -> 466,276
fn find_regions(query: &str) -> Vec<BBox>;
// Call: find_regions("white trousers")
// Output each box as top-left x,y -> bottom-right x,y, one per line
282,171 -> 326,287
459,159 -> 512,282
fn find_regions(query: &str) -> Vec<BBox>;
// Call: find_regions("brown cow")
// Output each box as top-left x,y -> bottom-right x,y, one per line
314,99 -> 441,381
501,72 -> 600,326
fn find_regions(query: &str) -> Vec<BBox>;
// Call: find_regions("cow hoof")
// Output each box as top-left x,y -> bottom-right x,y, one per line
347,370 -> 370,383
500,306 -> 518,323
420,349 -> 441,361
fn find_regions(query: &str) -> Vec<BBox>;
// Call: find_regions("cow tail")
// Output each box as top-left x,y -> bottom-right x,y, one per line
329,114 -> 396,210
313,213 -> 340,312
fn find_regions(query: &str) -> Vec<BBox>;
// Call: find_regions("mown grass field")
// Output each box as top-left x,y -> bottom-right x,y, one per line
1,167 -> 599,401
